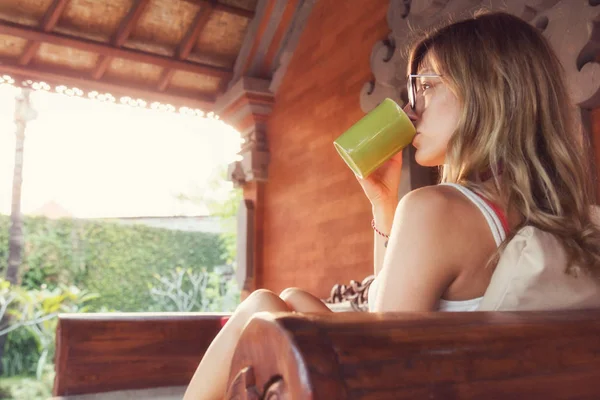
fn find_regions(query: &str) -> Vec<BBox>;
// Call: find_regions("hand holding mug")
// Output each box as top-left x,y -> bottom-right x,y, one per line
355,150 -> 403,208
334,98 -> 415,208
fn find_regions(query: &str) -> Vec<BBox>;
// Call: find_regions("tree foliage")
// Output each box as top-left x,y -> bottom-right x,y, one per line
176,164 -> 242,265
0,215 -> 227,311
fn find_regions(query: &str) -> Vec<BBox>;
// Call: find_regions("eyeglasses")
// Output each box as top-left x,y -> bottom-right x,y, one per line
407,73 -> 443,111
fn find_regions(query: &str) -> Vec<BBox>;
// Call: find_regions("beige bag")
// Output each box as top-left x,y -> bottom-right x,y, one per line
479,207 -> 600,311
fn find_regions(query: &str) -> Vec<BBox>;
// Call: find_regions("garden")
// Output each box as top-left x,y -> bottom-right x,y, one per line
0,212 -> 240,399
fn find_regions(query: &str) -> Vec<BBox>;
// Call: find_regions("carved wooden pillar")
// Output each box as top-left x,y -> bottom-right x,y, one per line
215,77 -> 274,297
362,0 -> 600,198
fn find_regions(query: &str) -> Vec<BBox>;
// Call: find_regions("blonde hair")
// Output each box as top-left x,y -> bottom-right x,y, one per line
408,11 -> 600,278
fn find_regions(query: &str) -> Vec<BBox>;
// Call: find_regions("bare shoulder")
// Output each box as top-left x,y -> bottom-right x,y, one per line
391,184 -> 497,268
394,184 -> 472,228
375,185 -> 483,311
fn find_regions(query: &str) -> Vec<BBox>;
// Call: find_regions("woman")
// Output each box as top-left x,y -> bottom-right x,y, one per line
184,11 -> 600,399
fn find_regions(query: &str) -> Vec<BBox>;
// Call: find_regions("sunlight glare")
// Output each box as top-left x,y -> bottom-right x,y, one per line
0,85 -> 242,219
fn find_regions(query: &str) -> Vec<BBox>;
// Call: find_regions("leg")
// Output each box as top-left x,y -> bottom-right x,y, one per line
279,287 -> 333,313
183,289 -> 290,400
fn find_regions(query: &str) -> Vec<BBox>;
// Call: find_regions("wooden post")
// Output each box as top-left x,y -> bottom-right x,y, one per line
215,77 -> 274,298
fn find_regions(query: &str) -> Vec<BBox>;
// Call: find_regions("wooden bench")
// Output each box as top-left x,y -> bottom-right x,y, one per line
53,309 -> 600,399
225,310 -> 600,399
52,312 -> 230,397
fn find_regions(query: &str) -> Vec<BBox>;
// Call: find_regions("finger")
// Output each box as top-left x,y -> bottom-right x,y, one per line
389,150 -> 404,163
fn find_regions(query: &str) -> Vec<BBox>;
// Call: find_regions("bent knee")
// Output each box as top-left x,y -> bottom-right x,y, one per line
279,287 -> 304,301
247,288 -> 276,301
242,288 -> 287,315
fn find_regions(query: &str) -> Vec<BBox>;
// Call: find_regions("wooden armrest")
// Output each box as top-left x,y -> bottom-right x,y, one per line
226,310 -> 600,399
53,312 -> 230,397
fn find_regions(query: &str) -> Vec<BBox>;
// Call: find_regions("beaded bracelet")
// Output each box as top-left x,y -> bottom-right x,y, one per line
371,219 -> 390,238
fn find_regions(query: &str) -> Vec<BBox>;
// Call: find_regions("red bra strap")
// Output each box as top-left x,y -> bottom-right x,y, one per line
477,195 -> 510,235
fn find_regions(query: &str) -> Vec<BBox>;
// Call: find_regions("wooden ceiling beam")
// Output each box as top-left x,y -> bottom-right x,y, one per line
157,3 -> 215,92
178,5 -> 214,59
19,0 -> 69,66
114,0 -> 149,46
214,2 -> 254,18
0,21 -> 232,79
0,61 -> 215,110
181,0 -> 255,18
92,0 -> 150,80
157,70 -> 176,92
40,0 -> 70,31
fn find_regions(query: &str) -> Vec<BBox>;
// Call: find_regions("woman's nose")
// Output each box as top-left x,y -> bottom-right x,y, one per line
403,103 -> 418,123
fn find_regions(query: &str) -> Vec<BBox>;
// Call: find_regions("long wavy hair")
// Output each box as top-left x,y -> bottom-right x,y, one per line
407,11 -> 600,278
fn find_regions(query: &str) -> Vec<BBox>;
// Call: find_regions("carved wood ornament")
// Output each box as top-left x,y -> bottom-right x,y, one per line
362,0 -> 600,193
363,0 -> 600,111
216,77 -> 274,187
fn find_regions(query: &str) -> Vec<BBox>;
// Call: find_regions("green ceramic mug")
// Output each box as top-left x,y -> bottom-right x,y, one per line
334,98 -> 416,178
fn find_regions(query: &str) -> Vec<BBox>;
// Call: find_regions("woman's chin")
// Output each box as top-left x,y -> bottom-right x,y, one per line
414,151 -> 437,167
415,150 -> 443,167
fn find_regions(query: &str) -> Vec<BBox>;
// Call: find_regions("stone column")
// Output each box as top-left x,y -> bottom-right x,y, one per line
215,77 -> 274,297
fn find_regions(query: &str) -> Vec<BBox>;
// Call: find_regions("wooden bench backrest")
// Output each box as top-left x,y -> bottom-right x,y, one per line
227,310 -> 600,399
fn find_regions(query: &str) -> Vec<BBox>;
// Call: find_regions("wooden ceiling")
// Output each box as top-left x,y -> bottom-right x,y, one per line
0,0 -> 258,113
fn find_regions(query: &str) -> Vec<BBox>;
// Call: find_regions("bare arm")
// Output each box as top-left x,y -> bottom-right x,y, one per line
372,187 -> 461,312
354,151 -> 404,277
373,204 -> 396,276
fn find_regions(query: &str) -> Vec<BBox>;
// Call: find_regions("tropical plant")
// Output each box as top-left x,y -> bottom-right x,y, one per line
149,267 -> 239,312
0,279 -> 99,379
17,284 -> 98,379
2,326 -> 39,376
2,88 -> 37,376
6,88 -> 36,285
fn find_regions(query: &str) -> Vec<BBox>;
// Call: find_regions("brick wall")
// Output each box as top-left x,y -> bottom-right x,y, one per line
259,0 -> 600,298
260,0 -> 390,297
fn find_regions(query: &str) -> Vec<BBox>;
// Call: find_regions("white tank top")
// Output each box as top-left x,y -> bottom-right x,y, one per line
368,183 -> 507,312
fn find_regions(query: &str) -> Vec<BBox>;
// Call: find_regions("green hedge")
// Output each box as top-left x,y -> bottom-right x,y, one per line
0,215 -> 227,311
2,328 -> 40,377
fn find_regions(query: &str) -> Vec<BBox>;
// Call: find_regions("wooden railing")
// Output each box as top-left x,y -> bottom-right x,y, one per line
53,312 -> 229,397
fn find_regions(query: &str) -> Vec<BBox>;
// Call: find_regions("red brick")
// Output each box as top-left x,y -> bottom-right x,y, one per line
259,0 -> 389,297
